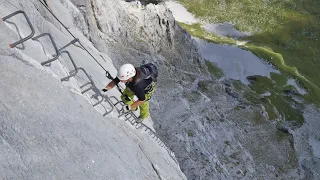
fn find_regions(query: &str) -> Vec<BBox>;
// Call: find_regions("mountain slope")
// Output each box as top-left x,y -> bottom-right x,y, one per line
0,0 -> 186,179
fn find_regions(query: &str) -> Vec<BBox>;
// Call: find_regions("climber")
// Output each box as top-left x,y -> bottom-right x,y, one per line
102,63 -> 158,123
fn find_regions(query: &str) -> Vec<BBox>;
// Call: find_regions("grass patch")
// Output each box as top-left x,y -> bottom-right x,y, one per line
178,22 -> 237,45
270,72 -> 287,86
184,93 -> 197,103
176,0 -> 320,106
253,111 -> 265,125
275,130 -> 290,142
247,75 -> 304,124
228,77 -> 304,124
229,79 -> 280,121
244,44 -> 320,105
186,129 -> 193,137
205,60 -> 224,78
224,140 -> 230,145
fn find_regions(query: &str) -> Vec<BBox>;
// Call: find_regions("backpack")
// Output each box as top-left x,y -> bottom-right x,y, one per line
139,63 -> 158,82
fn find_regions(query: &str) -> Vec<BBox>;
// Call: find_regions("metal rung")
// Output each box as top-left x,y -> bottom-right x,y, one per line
105,97 -> 176,159
58,51 -> 78,81
32,33 -> 60,63
109,96 -> 123,112
102,96 -> 114,116
81,82 -> 94,94
76,67 -> 95,93
92,94 -> 103,107
75,68 -> 109,109
57,38 -> 78,52
1,9 -> 177,162
2,10 -> 35,48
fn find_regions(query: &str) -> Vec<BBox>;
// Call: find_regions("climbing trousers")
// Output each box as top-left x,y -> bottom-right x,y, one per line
121,83 -> 156,118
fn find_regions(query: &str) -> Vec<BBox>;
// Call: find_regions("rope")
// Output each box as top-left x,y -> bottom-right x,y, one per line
38,0 -> 126,96
36,0 -> 178,164
37,0 -> 107,73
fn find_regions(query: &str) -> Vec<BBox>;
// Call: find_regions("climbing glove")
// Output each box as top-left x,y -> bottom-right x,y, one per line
122,105 -> 131,113
123,95 -> 131,101
102,88 -> 108,92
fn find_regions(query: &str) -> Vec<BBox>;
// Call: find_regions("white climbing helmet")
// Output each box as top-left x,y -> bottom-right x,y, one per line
117,63 -> 136,80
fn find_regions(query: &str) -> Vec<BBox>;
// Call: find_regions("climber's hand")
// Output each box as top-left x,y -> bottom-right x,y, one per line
102,88 -> 108,92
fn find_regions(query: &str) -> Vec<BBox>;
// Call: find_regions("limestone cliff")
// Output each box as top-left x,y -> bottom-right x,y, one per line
1,0 -> 319,179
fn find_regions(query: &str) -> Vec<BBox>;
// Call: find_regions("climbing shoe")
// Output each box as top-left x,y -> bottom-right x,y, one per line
136,116 -> 147,123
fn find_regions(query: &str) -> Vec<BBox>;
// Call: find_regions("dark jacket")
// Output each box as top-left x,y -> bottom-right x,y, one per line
113,68 -> 153,101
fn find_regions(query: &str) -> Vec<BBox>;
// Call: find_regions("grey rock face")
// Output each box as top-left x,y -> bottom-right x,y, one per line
86,0 -> 206,80
0,0 -> 187,179
125,0 -> 164,5
76,1 -> 320,179
67,0 -> 309,180
2,0 -> 318,180
0,54 -> 185,180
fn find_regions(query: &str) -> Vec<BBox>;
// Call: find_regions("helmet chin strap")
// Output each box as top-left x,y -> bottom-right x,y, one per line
128,77 -> 134,82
